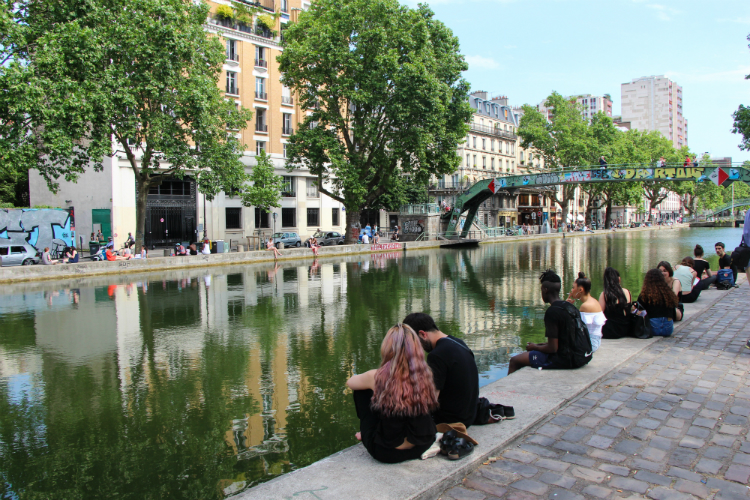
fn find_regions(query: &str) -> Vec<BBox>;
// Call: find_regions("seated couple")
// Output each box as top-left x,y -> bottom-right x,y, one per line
346,313 -> 480,463
508,269 -> 593,374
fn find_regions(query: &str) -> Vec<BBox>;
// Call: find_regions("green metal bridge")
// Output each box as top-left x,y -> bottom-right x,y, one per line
704,198 -> 750,218
444,163 -> 750,238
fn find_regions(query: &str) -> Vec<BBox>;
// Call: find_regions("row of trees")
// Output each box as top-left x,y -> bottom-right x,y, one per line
0,0 -> 469,245
518,92 -> 749,228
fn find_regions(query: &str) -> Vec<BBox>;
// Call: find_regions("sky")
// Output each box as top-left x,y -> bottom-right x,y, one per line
403,0 -> 750,162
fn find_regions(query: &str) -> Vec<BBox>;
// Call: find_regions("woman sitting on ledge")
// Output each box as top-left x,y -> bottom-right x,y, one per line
346,324 -> 438,463
638,269 -> 682,337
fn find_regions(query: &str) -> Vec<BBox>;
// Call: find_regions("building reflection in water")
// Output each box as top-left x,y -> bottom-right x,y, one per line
0,228 -> 723,498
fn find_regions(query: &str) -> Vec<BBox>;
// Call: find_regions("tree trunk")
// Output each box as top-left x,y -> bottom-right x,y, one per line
604,198 -> 613,229
344,207 -> 361,244
135,176 -> 149,251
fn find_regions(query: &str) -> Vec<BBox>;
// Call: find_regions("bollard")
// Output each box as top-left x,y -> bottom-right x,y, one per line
237,244 -> 244,252
164,249 -> 171,257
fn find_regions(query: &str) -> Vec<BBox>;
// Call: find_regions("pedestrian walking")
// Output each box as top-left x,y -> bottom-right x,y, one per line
599,156 -> 607,168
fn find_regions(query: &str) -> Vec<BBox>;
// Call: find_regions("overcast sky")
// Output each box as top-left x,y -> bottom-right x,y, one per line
406,0 -> 750,162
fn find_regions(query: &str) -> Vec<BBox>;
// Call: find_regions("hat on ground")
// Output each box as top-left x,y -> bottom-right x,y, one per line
436,423 -> 478,445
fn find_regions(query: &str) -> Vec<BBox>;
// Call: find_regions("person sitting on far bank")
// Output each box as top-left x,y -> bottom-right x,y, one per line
105,246 -> 130,261
692,245 -> 714,283
567,272 -> 605,353
267,237 -> 282,260
140,245 -> 148,259
402,313 -> 479,429
346,324 -> 438,463
657,261 -> 681,299
715,242 -> 738,284
599,267 -> 632,339
188,243 -> 198,256
638,269 -> 682,336
362,232 -> 370,244
65,246 -> 79,264
41,247 -> 58,265
509,270 -> 593,374
201,240 -> 211,255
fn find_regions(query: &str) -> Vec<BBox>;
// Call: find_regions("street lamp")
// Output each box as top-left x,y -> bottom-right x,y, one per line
273,211 -> 277,234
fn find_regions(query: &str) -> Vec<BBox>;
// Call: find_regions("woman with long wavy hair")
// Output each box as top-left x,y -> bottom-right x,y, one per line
598,267 -> 632,339
638,269 -> 683,337
346,324 -> 439,463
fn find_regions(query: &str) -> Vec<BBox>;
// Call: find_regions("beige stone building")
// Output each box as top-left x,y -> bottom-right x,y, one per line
621,75 -> 687,149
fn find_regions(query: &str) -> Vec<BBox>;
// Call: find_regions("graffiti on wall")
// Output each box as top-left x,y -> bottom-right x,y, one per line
0,208 -> 76,251
402,219 -> 425,234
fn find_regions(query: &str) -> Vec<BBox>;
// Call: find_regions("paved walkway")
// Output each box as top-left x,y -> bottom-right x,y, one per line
441,282 -> 750,500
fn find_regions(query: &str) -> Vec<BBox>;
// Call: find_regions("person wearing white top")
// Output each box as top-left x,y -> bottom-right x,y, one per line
201,241 -> 211,255
567,271 -> 606,353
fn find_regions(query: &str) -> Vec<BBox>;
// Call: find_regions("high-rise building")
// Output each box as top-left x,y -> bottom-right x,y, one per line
620,75 -> 688,149
533,94 -> 613,123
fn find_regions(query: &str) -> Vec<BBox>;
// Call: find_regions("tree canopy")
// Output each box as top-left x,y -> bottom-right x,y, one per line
732,34 -> 750,151
242,151 -> 283,213
0,0 -> 252,246
278,0 -> 472,242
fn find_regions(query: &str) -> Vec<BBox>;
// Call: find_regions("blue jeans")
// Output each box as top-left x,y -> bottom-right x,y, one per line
649,317 -> 674,337
590,335 -> 601,353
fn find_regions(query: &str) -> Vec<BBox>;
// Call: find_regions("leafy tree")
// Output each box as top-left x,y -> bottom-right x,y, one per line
518,92 -> 596,222
278,0 -> 472,243
241,151 -> 284,213
731,34 -> 750,151
1,0 -> 252,248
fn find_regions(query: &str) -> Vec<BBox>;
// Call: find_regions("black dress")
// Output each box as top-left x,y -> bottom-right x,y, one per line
602,301 -> 630,339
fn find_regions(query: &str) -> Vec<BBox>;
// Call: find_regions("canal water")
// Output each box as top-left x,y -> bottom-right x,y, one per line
0,227 -> 742,499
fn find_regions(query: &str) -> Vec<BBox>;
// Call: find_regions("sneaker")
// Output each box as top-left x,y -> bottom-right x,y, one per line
446,438 -> 474,460
500,404 -> 516,420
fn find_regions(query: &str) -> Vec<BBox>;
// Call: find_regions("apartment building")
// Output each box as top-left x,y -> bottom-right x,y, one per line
534,93 -> 613,123
621,75 -> 688,149
30,0 -> 345,249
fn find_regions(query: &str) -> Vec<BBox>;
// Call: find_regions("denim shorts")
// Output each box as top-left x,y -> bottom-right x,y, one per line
649,317 -> 674,337
528,351 -> 553,369
590,334 -> 602,353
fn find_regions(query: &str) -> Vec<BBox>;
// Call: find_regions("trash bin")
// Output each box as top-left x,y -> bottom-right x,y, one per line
89,242 -> 101,255
212,240 -> 225,254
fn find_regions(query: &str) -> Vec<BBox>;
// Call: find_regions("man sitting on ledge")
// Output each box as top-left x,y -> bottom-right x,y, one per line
403,312 -> 479,428
508,269 -> 592,374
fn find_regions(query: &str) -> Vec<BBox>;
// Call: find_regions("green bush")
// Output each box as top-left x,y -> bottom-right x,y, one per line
216,5 -> 234,19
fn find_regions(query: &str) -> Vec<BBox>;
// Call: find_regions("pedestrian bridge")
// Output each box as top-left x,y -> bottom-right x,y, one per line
704,198 -> 750,218
444,163 -> 750,238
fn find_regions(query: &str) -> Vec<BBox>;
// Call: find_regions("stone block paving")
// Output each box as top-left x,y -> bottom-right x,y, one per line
441,284 -> 750,500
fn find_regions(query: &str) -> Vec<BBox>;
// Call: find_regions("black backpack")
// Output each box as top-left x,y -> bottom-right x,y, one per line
548,301 -> 593,369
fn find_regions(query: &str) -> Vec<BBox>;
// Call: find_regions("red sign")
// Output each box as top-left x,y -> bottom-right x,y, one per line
371,243 -> 402,251
488,179 -> 496,193
710,168 -> 729,187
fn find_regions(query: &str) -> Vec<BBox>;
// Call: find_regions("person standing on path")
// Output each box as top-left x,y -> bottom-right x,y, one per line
403,313 -> 479,429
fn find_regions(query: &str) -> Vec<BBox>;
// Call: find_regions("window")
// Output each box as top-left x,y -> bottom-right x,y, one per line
255,108 -> 267,132
282,85 -> 293,105
256,141 -> 266,155
473,155 -> 477,167
226,71 -> 238,95
332,208 -> 340,226
255,208 -> 270,228
255,77 -> 267,100
491,139 -> 495,151
491,158 -> 495,170
255,46 -> 267,67
226,39 -> 238,61
282,113 -> 292,135
281,207 -> 296,227
473,136 -> 477,148
11,246 -> 24,254
280,0 -> 289,12
466,154 -> 470,167
307,208 -> 319,227
283,143 -> 289,158
505,142 -> 509,154
306,178 -> 318,197
482,138 -> 486,150
281,176 -> 295,197
482,156 -> 486,169
226,207 -> 242,229
0,247 -> 7,256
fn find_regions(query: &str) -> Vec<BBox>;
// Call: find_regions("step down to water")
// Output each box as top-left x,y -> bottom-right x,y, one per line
440,239 -> 479,247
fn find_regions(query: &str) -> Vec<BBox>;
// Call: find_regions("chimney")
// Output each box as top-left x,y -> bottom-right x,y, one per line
472,90 -> 489,100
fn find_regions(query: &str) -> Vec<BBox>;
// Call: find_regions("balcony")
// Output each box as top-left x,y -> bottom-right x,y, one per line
256,123 -> 268,133
281,96 -> 294,106
281,190 -> 296,198
282,126 -> 293,136
255,58 -> 267,68
226,85 -> 239,96
255,91 -> 267,101
469,122 -> 517,140
235,0 -> 274,12
255,27 -> 273,39
226,53 -> 239,63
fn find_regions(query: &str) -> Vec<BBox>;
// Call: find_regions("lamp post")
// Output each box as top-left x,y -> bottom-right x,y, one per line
273,211 -> 277,234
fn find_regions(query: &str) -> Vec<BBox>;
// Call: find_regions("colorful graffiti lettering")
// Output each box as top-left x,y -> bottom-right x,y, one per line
564,171 -> 591,183
402,219 -> 424,234
0,208 -> 75,251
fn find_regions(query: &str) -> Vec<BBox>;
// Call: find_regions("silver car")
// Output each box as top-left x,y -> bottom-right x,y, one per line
0,242 -> 40,266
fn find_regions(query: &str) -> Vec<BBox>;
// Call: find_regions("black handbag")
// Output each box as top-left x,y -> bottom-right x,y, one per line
731,236 -> 750,271
629,302 -> 652,339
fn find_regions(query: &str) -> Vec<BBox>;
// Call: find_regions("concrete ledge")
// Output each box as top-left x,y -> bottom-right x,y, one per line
0,225 -> 673,284
232,285 -> 725,500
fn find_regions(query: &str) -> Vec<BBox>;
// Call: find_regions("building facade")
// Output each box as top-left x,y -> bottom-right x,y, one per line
30,0 -> 346,249
621,75 -> 688,149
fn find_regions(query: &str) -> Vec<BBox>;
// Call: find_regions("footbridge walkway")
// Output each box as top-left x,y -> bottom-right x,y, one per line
444,163 -> 750,238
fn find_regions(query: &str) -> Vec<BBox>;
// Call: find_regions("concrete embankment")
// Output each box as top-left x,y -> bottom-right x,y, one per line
0,225 -> 671,284
231,284 -> 735,500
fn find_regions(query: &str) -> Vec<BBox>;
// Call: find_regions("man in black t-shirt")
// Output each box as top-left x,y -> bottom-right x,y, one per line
508,269 -> 574,374
716,242 -> 738,283
403,313 -> 479,428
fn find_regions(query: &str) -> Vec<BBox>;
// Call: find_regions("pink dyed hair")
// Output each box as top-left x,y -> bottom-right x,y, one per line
370,324 -> 439,418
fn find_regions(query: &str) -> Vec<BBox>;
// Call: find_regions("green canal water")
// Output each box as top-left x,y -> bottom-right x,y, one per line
0,227 -> 743,499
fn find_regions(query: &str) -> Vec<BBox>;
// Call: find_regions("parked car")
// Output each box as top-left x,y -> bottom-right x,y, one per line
0,242 -> 40,266
271,232 -> 301,249
306,231 -> 345,247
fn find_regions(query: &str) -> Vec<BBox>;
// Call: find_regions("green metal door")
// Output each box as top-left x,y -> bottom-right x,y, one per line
92,209 -> 111,239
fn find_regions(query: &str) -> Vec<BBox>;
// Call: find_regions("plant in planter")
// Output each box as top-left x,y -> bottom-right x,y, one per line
216,5 -> 234,20
257,14 -> 275,31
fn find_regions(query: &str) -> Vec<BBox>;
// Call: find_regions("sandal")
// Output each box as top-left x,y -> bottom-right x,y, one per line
439,430 -> 459,456
447,438 -> 474,460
